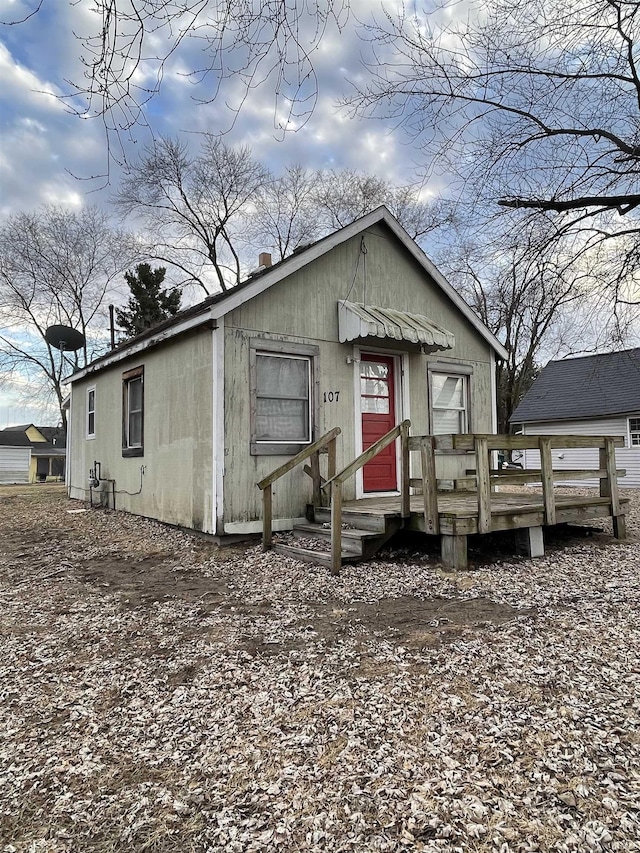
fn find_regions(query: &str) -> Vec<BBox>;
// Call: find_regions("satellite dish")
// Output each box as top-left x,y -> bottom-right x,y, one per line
45,325 -> 86,352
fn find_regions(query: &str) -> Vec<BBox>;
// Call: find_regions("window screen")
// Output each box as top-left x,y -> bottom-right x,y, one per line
431,372 -> 468,434
256,354 -> 311,443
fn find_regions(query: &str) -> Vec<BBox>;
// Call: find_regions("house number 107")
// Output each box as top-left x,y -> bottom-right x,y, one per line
323,391 -> 340,403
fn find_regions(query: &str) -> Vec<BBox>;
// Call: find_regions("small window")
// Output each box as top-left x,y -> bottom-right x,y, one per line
250,340 -> 319,455
87,386 -> 96,439
122,366 -> 144,457
629,417 -> 640,447
430,371 -> 469,434
256,354 -> 311,442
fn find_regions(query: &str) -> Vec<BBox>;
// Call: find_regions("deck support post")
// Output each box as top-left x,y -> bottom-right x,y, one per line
600,439 -> 626,540
441,534 -> 467,571
515,526 -> 544,559
420,437 -> 439,534
262,484 -> 272,550
475,437 -> 492,534
330,480 -> 343,576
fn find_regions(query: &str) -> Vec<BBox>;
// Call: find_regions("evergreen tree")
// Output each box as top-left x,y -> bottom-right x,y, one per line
116,264 -> 182,338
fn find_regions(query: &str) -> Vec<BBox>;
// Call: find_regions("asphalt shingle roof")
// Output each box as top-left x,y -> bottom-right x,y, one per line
0,431 -> 32,447
510,348 -> 640,424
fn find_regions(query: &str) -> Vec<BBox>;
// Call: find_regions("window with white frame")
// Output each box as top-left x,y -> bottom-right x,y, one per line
430,371 -> 469,434
86,386 -> 96,438
250,340 -> 318,454
629,417 -> 640,447
122,366 -> 144,457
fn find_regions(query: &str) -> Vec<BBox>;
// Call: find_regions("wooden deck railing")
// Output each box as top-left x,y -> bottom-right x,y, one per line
257,427 -> 340,550
322,420 -> 411,575
409,432 -> 626,536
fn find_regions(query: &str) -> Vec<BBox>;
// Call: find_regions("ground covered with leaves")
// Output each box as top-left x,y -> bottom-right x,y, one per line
1,485 -> 639,852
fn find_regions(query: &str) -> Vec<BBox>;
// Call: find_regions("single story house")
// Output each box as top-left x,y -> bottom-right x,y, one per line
510,348 -> 640,488
66,206 -> 507,536
0,424 -> 66,483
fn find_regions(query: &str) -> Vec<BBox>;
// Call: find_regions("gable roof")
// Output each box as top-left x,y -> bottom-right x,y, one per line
0,430 -> 32,447
1,425 -> 66,449
510,348 -> 640,424
36,427 -> 66,448
68,206 -> 507,383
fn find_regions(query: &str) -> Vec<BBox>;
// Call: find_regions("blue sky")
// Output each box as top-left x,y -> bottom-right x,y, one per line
0,0 -> 441,427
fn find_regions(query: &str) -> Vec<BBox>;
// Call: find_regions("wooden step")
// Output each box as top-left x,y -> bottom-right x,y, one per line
292,522 -> 383,555
272,542 -> 360,567
312,506 -> 389,532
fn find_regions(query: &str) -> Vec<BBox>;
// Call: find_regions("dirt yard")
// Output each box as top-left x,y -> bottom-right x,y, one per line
1,485 -> 639,852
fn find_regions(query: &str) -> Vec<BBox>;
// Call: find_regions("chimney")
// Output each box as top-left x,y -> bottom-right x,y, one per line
258,252 -> 272,268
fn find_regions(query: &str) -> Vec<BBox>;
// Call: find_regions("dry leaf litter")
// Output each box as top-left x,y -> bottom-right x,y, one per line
1,485 -> 639,852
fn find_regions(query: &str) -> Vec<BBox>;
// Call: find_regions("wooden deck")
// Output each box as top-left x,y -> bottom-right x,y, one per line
259,427 -> 629,573
345,491 -> 630,536
341,490 -> 630,570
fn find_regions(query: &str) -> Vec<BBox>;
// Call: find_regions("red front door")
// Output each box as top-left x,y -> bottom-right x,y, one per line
361,354 -> 398,492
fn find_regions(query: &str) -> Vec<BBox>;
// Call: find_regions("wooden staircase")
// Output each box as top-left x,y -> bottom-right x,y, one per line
272,505 -> 403,568
257,422 -> 411,574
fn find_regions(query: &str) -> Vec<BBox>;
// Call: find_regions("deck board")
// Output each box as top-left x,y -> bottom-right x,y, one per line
343,491 -> 629,536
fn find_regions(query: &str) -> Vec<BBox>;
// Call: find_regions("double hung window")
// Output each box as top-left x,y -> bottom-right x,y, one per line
629,417 -> 640,447
122,366 -> 144,456
86,386 -> 96,439
429,370 -> 470,434
250,340 -> 318,454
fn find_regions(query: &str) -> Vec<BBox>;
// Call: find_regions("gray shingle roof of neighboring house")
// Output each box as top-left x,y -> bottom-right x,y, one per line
1,425 -> 66,448
36,427 -> 66,448
0,430 -> 32,447
510,348 -> 640,424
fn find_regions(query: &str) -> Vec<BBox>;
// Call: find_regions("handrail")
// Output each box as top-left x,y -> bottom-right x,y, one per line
409,432 -> 626,537
257,427 -> 341,490
323,420 -> 411,490
257,427 -> 341,551
325,420 -> 411,576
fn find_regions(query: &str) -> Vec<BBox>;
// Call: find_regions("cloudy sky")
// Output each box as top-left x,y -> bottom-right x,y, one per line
1,0 -> 441,426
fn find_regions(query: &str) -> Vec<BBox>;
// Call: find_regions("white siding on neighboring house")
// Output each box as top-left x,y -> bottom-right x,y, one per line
521,418 -> 640,488
0,447 -> 31,484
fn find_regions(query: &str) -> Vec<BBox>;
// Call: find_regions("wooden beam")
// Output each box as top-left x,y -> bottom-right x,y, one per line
475,437 -> 491,534
452,433 -> 625,452
262,484 -> 272,550
515,526 -> 545,558
324,420 -> 410,490
489,468 -> 626,485
257,426 -> 341,490
401,421 -> 410,519
310,452 -> 321,507
420,437 -> 439,534
539,437 -> 556,525
330,480 -> 342,576
441,534 -> 467,571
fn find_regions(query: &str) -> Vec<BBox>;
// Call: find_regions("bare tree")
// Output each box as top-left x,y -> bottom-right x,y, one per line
116,135 -> 271,293
250,166 -> 320,261
0,206 -> 130,428
348,0 -> 640,307
2,1 -> 350,165
439,214 -> 630,431
119,139 -> 450,284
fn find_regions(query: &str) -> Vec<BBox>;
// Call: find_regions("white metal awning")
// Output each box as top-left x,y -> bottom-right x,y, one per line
338,300 -> 455,350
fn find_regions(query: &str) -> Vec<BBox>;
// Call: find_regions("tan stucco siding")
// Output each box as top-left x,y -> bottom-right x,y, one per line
223,225 -> 496,527
69,330 -> 214,531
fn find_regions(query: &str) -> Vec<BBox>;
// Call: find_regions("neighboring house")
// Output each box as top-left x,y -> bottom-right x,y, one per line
67,206 -> 508,536
0,424 -> 66,483
510,348 -> 640,488
0,431 -> 31,484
